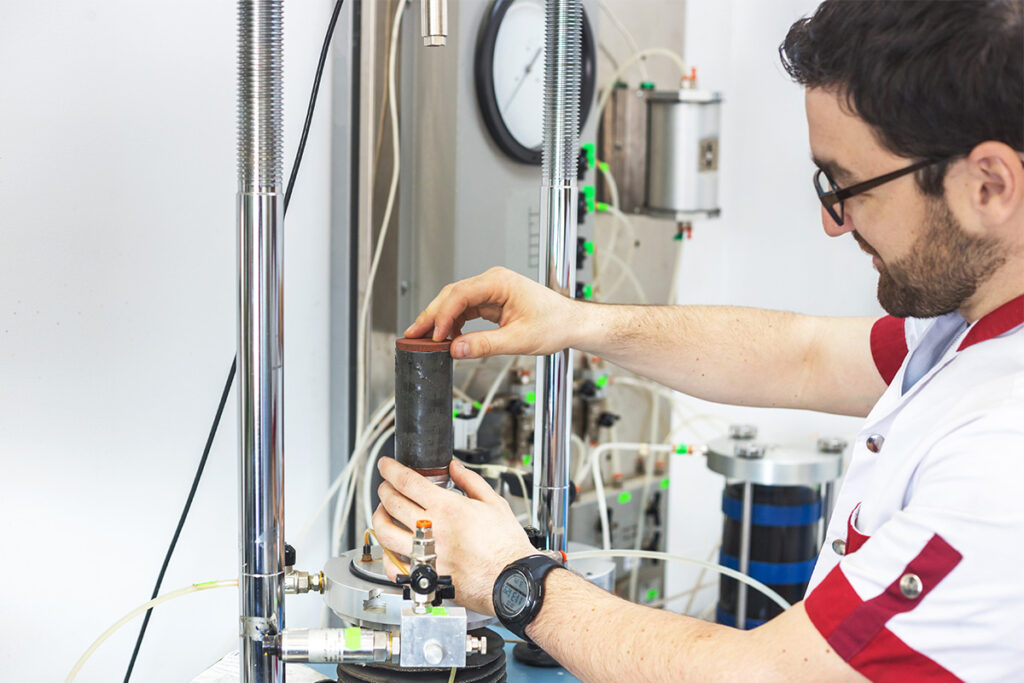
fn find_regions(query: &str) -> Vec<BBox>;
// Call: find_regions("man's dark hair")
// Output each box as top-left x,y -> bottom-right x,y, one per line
780,0 -> 1023,196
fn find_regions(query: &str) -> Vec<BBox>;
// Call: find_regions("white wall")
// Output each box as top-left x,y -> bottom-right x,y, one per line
660,0 -> 883,615
0,2 -> 337,681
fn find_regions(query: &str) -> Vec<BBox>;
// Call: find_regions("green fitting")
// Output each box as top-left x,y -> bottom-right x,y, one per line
524,391 -> 536,404
582,185 -> 596,213
640,81 -> 656,90
581,142 -> 596,169
595,374 -> 609,388
595,201 -> 609,212
522,454 -> 533,467
582,284 -> 593,299
618,491 -> 632,505
597,160 -> 610,174
646,588 -> 660,602
614,80 -> 628,89
660,477 -> 671,490
675,443 -> 689,455
584,240 -> 595,255
473,400 -> 483,411
453,409 -> 460,418
673,232 -> 684,241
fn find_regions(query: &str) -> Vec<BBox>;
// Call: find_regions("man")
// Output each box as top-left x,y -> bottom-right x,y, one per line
373,1 -> 1024,680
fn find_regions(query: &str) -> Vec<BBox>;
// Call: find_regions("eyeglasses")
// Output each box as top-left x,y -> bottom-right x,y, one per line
813,157 -> 947,226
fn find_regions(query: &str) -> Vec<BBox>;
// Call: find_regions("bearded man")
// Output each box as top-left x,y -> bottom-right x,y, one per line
373,1 -> 1024,679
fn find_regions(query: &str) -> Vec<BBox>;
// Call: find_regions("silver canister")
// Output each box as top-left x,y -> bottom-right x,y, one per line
645,89 -> 723,220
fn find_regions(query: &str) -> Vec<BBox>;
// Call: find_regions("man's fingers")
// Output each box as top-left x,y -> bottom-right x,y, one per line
450,327 -> 518,359
450,459 -> 500,502
371,504 -> 413,557
377,480 -> 432,531
377,457 -> 445,509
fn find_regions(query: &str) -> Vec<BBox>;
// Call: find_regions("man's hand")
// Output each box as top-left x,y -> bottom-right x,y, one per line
403,266 -> 583,359
371,457 -> 537,616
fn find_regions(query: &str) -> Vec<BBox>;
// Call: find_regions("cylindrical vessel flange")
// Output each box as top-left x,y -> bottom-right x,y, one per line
395,338 -> 454,485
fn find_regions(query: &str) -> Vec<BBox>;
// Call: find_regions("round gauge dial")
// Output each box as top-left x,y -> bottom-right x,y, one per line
475,0 -> 597,165
497,570 -> 532,618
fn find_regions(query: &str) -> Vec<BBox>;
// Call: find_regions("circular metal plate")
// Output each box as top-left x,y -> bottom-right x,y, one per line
323,549 -> 495,631
705,436 -> 844,485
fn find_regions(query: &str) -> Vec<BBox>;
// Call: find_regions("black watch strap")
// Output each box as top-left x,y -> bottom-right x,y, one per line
493,554 -> 564,640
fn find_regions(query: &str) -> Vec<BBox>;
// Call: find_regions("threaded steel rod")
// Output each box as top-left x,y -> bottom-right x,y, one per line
534,0 -> 582,553
237,1 -> 285,681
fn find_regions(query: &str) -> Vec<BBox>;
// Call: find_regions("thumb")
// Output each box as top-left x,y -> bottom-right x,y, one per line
450,327 -> 519,359
450,459 -> 500,502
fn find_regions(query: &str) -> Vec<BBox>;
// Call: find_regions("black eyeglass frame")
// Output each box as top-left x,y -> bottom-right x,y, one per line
814,157 -> 947,226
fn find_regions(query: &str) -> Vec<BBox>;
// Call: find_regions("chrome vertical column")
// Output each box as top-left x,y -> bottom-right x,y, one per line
237,1 -> 285,681
533,0 -> 582,553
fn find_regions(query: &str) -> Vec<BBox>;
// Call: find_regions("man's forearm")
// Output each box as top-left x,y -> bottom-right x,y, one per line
571,302 -> 881,417
526,569 -> 743,682
526,570 -> 858,683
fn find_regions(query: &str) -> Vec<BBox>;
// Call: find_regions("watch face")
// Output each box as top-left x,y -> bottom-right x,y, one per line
498,570 -> 532,618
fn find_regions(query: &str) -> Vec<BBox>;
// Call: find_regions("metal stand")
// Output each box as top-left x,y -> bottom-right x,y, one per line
237,1 -> 286,680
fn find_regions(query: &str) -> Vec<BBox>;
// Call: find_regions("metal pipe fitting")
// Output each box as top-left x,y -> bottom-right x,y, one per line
284,569 -> 325,595
237,1 -> 285,680
277,628 -> 394,663
395,338 -> 454,486
421,0 -> 448,46
534,0 -> 582,553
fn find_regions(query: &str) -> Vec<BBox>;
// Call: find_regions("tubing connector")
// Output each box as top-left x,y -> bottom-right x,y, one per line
284,568 -> 325,595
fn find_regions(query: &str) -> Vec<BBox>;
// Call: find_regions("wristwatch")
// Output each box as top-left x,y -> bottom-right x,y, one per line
491,554 -> 564,640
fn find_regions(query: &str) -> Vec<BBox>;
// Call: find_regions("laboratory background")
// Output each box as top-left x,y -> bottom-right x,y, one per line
1,0 -> 882,681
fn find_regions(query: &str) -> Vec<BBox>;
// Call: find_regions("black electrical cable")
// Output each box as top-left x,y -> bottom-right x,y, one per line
123,1 -> 345,680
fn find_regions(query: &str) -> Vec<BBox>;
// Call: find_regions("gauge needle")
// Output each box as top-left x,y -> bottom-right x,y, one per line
503,46 -> 543,110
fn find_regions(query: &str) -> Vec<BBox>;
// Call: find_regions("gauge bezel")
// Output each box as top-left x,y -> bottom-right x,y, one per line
474,0 -> 597,165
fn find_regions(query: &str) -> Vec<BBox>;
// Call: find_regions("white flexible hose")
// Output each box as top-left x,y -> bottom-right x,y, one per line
296,397 -> 395,550
65,579 -> 237,682
598,0 -> 649,80
361,425 -> 397,530
330,412 -> 395,557
589,442 -> 676,550
603,251 -> 647,303
567,549 -> 791,612
595,47 -> 687,124
355,0 -> 406,438
473,356 -> 517,429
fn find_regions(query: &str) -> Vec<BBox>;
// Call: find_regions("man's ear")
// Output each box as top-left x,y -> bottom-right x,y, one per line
958,141 -> 1024,229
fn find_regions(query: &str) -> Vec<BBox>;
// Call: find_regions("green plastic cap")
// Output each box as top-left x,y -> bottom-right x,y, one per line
524,391 -> 536,404
618,491 -> 632,505
660,477 -> 670,490
595,374 -> 609,388
582,185 -> 596,213
582,284 -> 593,299
522,454 -> 532,467
595,201 -> 609,213
640,81 -> 656,90
597,160 -> 610,174
584,240 -> 595,255
581,142 -> 596,169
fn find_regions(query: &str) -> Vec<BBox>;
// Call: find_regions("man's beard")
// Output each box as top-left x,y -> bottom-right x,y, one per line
855,199 -> 1005,318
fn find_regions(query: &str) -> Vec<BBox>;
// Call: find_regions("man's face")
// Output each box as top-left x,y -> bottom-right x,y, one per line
805,88 -> 1003,318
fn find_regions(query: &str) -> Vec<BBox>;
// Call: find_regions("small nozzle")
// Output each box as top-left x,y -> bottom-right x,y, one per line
421,0 -> 448,47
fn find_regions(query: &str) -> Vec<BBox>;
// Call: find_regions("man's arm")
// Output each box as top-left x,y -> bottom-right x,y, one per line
405,267 -> 886,417
529,570 -> 863,683
372,457 -> 865,683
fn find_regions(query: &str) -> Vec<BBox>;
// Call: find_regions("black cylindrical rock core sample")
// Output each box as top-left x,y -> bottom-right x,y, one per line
395,337 -> 453,484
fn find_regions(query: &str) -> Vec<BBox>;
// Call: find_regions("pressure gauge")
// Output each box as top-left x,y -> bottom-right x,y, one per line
474,0 -> 596,165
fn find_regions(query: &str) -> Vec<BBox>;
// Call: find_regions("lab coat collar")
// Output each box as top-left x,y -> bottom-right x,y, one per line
957,293 -> 1024,351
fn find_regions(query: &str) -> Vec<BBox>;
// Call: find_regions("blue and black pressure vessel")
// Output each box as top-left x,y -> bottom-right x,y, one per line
716,484 -> 822,629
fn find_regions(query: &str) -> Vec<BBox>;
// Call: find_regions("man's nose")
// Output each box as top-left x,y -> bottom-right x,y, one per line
821,205 -> 853,237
